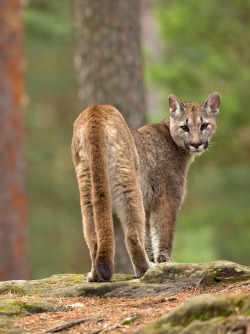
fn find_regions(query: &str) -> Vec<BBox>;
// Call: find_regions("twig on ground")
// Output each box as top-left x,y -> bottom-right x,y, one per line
193,275 -> 206,293
92,314 -> 139,334
44,317 -> 88,333
120,314 -> 139,325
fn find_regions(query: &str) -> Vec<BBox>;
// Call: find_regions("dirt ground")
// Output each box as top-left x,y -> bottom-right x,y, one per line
8,280 -> 250,333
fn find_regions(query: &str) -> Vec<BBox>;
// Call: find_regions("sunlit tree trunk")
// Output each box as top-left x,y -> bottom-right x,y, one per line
0,0 -> 28,280
74,0 -> 146,273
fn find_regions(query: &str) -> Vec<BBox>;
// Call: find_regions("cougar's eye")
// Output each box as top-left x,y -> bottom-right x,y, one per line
200,123 -> 209,131
181,125 -> 190,132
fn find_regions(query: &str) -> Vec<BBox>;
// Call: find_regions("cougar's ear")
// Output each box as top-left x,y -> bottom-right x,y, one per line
204,92 -> 220,116
168,94 -> 184,117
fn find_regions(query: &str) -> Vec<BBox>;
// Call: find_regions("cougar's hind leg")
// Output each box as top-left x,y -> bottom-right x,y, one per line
75,161 -> 100,282
115,175 -> 152,278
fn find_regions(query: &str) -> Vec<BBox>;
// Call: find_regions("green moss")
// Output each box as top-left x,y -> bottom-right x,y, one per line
48,273 -> 86,283
112,274 -> 136,281
0,284 -> 26,296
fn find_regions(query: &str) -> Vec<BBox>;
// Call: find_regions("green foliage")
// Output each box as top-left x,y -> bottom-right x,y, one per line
173,165 -> 250,264
152,0 -> 250,121
149,0 -> 250,264
23,0 -> 73,41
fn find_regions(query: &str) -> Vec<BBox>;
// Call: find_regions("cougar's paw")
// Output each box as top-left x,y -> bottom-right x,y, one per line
87,271 -> 100,283
135,270 -> 146,278
135,262 -> 156,278
149,261 -> 156,268
156,255 -> 170,263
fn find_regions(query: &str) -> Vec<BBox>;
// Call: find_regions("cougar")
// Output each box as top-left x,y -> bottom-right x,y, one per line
71,93 -> 220,282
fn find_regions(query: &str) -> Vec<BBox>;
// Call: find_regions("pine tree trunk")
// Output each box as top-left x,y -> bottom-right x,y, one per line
74,0 -> 146,273
74,0 -> 146,128
0,0 -> 28,280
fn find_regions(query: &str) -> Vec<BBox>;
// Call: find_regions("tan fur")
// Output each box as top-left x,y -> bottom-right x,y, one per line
71,93 -> 220,282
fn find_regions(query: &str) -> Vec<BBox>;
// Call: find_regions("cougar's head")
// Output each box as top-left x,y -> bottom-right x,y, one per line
168,93 -> 220,155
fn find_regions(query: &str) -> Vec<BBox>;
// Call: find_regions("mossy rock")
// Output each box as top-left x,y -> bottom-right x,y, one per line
0,274 -> 85,297
0,262 -> 249,333
141,260 -> 250,285
0,298 -> 65,317
138,294 -> 250,334
0,262 -> 249,299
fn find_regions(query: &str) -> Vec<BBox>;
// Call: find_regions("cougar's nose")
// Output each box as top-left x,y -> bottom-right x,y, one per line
190,142 -> 202,149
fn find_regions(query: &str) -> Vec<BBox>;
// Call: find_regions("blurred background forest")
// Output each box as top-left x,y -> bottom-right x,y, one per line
5,0 -> 250,278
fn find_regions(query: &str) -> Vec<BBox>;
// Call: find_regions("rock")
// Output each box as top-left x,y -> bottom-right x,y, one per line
141,260 -> 250,285
0,261 -> 249,299
0,274 -> 86,297
137,294 -> 250,334
0,298 -> 65,317
0,261 -> 250,298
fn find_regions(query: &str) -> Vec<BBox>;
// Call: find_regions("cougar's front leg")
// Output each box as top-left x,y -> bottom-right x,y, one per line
115,179 -> 151,278
150,194 -> 179,263
145,211 -> 154,262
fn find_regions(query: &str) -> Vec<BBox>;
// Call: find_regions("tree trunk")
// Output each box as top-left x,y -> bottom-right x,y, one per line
74,0 -> 146,273
0,0 -> 28,280
74,0 -> 146,128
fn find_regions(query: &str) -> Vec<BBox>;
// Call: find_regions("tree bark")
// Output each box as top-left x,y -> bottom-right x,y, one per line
74,0 -> 146,128
0,0 -> 28,280
74,0 -> 146,273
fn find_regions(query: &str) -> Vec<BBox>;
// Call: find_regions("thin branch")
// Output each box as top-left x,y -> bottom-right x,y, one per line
193,275 -> 206,294
92,314 -> 139,334
44,317 -> 88,333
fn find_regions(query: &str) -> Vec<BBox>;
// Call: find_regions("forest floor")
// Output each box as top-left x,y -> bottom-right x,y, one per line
9,280 -> 250,333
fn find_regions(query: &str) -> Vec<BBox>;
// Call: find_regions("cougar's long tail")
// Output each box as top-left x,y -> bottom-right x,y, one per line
85,109 -> 114,281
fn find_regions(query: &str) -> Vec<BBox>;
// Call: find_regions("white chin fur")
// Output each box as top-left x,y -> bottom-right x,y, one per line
191,150 -> 204,156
